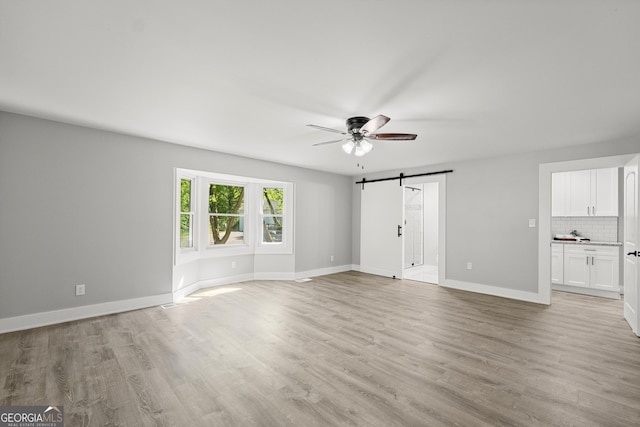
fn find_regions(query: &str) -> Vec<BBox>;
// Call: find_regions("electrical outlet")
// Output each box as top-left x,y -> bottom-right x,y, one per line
231,261 -> 237,269
466,262 -> 473,270
529,218 -> 536,228
330,255 -> 334,262
75,284 -> 85,296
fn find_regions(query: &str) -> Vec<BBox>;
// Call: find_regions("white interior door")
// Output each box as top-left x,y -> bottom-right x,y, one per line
360,180 -> 404,279
624,155 -> 639,336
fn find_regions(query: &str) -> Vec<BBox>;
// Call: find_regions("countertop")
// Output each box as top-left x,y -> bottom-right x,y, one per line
552,240 -> 622,247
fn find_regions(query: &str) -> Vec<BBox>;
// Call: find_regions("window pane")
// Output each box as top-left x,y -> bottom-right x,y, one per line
209,184 -> 244,214
180,214 -> 193,248
263,187 -> 284,214
180,179 -> 191,212
209,215 -> 244,245
263,216 -> 283,243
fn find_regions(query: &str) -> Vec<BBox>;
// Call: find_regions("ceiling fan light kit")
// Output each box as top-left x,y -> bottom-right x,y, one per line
308,115 -> 417,157
341,140 -> 355,154
341,138 -> 373,156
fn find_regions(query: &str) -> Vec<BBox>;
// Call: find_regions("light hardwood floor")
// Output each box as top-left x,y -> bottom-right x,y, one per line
2,271 -> 640,426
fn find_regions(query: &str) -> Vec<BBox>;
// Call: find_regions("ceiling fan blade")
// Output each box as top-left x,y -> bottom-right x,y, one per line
307,124 -> 347,134
359,114 -> 390,135
312,138 -> 348,146
367,133 -> 417,141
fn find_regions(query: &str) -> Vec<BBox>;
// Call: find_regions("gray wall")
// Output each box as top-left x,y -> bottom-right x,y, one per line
0,112 -> 352,319
423,183 -> 439,266
352,135 -> 640,293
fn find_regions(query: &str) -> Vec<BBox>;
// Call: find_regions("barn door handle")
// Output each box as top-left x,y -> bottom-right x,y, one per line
398,225 -> 403,237
628,251 -> 638,257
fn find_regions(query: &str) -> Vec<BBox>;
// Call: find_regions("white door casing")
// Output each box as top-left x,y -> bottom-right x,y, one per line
624,155 -> 639,336
360,180 -> 404,279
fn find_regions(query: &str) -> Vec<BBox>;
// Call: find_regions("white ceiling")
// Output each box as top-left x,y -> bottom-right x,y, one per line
1,1 -> 640,175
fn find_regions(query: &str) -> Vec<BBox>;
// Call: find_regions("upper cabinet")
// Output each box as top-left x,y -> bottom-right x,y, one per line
552,168 -> 618,217
566,170 -> 592,216
592,168 -> 618,216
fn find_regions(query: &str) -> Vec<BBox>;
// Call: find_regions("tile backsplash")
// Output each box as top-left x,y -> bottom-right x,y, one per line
551,217 -> 618,242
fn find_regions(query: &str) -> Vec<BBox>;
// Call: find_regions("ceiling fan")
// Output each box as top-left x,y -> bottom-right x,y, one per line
307,115 -> 417,157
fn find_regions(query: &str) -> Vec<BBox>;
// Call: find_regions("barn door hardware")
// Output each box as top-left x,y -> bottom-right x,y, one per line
356,169 -> 453,189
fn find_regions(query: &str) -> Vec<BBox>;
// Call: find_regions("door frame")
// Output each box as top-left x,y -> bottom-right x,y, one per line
404,174 -> 447,284
623,155 -> 639,335
538,154 -> 634,305
403,185 -> 424,269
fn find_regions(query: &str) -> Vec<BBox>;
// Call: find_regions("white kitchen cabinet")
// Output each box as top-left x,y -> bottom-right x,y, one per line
590,251 -> 619,291
551,243 -> 564,284
563,245 -> 619,290
564,247 -> 590,287
552,168 -> 618,217
592,168 -> 618,216
566,170 -> 592,216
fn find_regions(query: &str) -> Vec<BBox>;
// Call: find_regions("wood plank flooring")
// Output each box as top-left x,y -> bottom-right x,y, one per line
2,271 -> 640,426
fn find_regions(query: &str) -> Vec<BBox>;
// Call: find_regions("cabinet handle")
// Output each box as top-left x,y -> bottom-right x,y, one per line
592,206 -> 596,215
587,206 -> 591,215
592,256 -> 594,265
586,256 -> 589,265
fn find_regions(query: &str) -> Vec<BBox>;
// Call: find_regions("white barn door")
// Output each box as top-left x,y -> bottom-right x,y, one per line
360,180 -> 404,279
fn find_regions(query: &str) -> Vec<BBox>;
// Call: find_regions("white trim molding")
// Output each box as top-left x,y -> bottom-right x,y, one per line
173,265 -> 353,302
2,266 -> 356,334
294,264 -> 353,280
0,293 -> 172,334
440,279 -> 547,305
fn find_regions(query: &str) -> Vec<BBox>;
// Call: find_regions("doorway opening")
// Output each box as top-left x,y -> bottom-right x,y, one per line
404,182 -> 439,284
539,154 -> 635,306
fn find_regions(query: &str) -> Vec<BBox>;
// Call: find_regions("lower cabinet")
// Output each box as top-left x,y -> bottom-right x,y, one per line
551,243 -> 564,284
562,244 -> 619,291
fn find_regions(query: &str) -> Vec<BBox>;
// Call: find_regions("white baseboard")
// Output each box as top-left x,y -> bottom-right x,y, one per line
552,283 -> 620,300
0,293 -> 173,334
0,266 -> 361,334
254,272 -> 296,281
174,266 -> 354,302
352,263 -> 545,304
294,264 -> 353,280
440,279 -> 547,305
173,273 -> 255,302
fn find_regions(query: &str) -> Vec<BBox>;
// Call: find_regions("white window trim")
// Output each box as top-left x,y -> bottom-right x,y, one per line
256,182 -> 294,254
174,168 -> 294,265
175,171 -> 199,265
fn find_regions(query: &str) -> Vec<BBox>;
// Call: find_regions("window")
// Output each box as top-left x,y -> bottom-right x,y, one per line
175,169 -> 293,263
262,187 -> 284,244
179,178 -> 195,249
208,184 -> 245,246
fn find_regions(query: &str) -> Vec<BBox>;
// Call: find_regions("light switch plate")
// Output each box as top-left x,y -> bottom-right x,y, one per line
75,284 -> 85,296
529,219 -> 536,228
